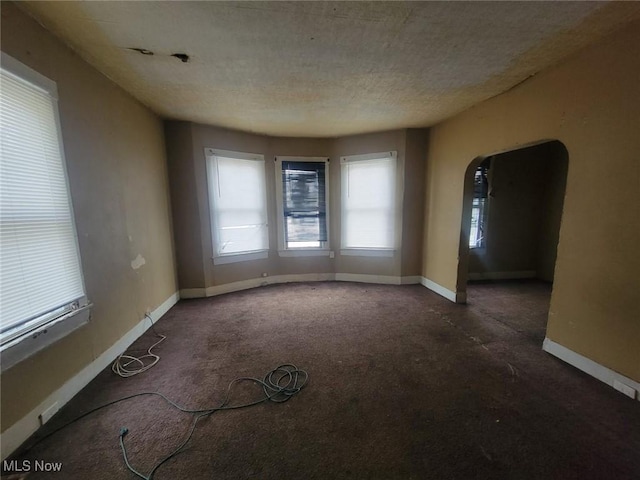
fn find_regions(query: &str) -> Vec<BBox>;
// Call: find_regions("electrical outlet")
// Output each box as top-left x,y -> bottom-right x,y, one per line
329,251 -> 335,259
39,402 -> 59,426
261,272 -> 268,277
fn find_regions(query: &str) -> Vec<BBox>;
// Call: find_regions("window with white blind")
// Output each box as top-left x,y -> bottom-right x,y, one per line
469,159 -> 491,249
275,156 -> 330,256
205,149 -> 269,265
1,53 -> 90,371
341,151 -> 399,256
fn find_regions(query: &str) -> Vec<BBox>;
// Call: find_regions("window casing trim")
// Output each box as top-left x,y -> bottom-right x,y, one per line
469,159 -> 492,251
340,248 -> 395,258
0,53 -> 90,370
340,151 -> 401,254
1,52 -> 58,99
205,148 -> 263,162
275,156 -> 330,255
212,250 -> 269,265
340,151 -> 397,164
205,148 -> 269,263
1,304 -> 91,373
278,249 -> 331,258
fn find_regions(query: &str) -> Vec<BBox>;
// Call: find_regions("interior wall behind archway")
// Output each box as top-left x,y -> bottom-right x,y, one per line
467,141 -> 567,282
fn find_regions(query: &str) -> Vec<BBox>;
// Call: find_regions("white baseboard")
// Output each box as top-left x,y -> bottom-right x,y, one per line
203,273 -> 335,297
468,270 -> 537,281
543,337 -> 639,401
334,274 -> 421,285
1,291 -> 180,460
179,274 -> 423,299
420,277 -> 466,303
336,273 -> 401,285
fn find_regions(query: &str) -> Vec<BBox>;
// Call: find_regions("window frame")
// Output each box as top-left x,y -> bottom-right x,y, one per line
0,52 -> 91,372
340,151 -> 400,257
275,156 -> 331,257
469,159 -> 492,252
205,148 -> 269,265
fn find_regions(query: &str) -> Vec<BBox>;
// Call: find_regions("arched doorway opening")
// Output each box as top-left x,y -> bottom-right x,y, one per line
457,140 -> 569,343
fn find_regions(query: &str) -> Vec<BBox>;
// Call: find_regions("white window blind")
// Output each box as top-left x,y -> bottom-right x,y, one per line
1,59 -> 87,346
341,153 -> 397,250
206,150 -> 268,258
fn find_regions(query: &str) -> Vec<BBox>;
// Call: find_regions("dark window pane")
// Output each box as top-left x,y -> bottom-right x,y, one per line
282,161 -> 327,244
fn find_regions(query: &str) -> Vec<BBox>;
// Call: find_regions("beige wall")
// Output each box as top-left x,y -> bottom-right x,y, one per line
402,130 -> 429,277
165,121 -> 203,289
164,123 -> 428,288
423,21 -> 640,381
1,3 -> 177,431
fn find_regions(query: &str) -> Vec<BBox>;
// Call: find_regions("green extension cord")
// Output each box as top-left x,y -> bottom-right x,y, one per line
119,364 -> 308,479
22,364 -> 308,480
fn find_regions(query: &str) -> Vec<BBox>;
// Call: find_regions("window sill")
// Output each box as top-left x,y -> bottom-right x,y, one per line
340,248 -> 395,258
278,249 -> 331,258
213,250 -> 268,265
0,304 -> 92,373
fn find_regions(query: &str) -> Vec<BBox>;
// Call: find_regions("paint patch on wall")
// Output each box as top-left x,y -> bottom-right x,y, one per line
131,254 -> 146,270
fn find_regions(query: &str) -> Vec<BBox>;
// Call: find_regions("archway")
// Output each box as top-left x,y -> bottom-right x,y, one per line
457,140 -> 569,341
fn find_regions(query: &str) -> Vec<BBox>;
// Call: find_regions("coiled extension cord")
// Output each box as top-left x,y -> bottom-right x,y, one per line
22,364 -> 308,480
119,364 -> 308,479
112,314 -> 165,377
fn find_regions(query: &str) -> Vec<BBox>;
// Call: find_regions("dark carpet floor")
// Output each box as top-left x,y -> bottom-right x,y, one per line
4,280 -> 640,479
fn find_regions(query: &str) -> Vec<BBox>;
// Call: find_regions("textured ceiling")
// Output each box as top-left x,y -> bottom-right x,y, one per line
18,1 -> 640,137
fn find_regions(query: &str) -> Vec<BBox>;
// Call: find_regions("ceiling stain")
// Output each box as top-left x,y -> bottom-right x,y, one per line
17,1 -> 640,137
